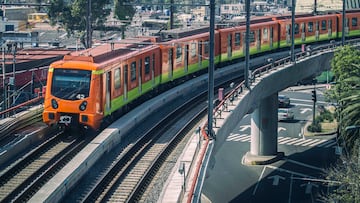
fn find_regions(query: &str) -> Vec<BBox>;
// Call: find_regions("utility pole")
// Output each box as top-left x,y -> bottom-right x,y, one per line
86,0 -> 92,48
207,0 -> 215,138
2,47 -> 6,113
291,0 -> 295,62
170,0 -> 174,29
342,0 -> 346,45
245,0 -> 250,89
12,42 -> 16,105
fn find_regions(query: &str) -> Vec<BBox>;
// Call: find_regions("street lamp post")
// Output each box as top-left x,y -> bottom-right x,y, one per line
207,0 -> 215,138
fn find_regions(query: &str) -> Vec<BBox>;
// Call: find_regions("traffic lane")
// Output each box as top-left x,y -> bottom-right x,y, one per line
204,108 -> 337,202
225,144 -> 337,203
204,139 -> 261,203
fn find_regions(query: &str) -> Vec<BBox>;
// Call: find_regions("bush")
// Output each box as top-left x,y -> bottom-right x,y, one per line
318,108 -> 335,122
307,119 -> 322,132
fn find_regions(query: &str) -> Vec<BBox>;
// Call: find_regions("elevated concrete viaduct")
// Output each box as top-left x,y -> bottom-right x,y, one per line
210,49 -> 335,165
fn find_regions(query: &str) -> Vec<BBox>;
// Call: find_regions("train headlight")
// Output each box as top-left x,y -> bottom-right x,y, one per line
51,99 -> 58,109
79,101 -> 87,111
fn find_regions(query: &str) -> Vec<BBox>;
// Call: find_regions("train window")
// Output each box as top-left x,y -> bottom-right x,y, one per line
316,21 -> 319,31
145,56 -> 150,74
176,44 -> 182,63
301,23 -> 305,33
114,68 -> 121,89
131,61 -> 136,81
286,24 -> 291,35
235,33 -> 241,45
249,31 -> 255,43
262,29 -> 268,40
352,17 -> 358,27
152,53 -> 155,74
51,69 -> 91,100
308,22 -> 314,32
204,40 -> 209,54
191,43 -> 196,58
321,20 -> 327,30
294,24 -> 299,35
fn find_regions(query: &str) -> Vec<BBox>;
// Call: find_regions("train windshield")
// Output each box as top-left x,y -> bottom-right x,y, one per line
51,69 -> 91,100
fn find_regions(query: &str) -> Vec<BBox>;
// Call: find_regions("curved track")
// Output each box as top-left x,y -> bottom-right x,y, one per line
82,89 -> 207,202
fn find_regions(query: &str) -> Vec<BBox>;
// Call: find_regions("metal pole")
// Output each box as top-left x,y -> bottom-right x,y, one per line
314,0 -> 317,14
245,0 -> 250,88
2,47 -> 6,112
207,0 -> 215,138
342,0 -> 346,45
170,0 -> 174,29
12,43 -> 15,104
86,0 -> 92,48
291,0 -> 295,62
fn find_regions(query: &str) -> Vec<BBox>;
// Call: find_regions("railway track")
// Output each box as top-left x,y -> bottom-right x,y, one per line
0,130 -> 91,202
81,90 -> 207,202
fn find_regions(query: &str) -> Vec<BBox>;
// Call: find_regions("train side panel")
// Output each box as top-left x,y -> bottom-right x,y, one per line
218,21 -> 280,63
102,46 -> 162,117
278,14 -> 338,47
159,32 -> 220,83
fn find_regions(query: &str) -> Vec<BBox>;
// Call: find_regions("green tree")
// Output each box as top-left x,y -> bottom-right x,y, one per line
327,46 -> 360,145
114,0 -> 135,39
47,0 -> 111,48
324,47 -> 360,202
323,156 -> 360,202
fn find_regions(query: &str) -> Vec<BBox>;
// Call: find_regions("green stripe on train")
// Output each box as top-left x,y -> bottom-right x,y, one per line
104,76 -> 161,116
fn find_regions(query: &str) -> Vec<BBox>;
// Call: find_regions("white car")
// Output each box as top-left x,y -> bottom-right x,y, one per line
278,108 -> 294,121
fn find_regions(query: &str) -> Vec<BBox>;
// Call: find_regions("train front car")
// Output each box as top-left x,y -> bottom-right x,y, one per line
43,55 -> 102,131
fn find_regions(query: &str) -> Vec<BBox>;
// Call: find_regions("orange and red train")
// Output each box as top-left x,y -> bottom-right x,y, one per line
43,10 -> 360,131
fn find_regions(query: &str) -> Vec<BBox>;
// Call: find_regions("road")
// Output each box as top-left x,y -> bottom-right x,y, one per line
202,87 -> 339,203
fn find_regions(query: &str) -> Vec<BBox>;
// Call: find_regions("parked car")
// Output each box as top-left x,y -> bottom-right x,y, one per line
278,95 -> 290,107
278,108 -> 294,121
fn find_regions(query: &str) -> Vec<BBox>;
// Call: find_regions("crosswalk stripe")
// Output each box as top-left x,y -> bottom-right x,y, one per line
227,134 -> 240,139
277,137 -> 292,144
324,142 -> 336,148
279,137 -> 298,144
226,134 -> 247,141
286,138 -> 309,145
236,137 -> 251,142
293,139 -> 314,146
315,139 -> 332,147
301,139 -> 320,146
226,134 -> 335,148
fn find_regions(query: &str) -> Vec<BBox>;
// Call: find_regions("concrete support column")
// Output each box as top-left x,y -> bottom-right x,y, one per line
243,93 -> 284,165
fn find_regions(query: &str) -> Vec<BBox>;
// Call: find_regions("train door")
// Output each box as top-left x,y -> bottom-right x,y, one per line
184,44 -> 189,73
286,24 -> 291,44
168,48 -> 173,79
328,19 -> 332,37
270,27 -> 273,48
256,29 -> 261,51
227,34 -> 232,59
315,21 -> 320,40
105,71 -> 111,112
124,65 -> 128,100
301,23 -> 306,41
139,59 -> 142,93
152,54 -> 155,85
198,41 -> 202,68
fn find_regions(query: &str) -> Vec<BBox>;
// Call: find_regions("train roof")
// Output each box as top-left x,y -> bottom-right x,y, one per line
3,48 -> 72,71
64,38 -> 158,64
160,26 -> 210,40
